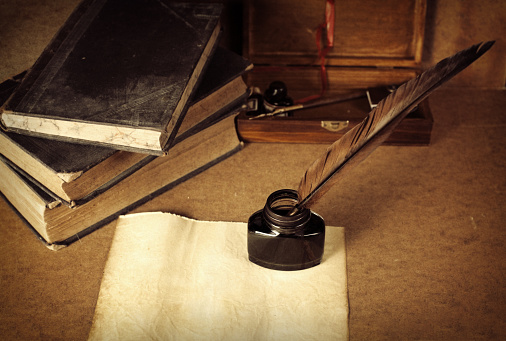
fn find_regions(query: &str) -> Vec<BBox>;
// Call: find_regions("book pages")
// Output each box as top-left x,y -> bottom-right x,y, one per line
88,212 -> 348,340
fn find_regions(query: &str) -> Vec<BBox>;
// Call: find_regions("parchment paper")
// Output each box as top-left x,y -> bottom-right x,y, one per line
88,212 -> 348,340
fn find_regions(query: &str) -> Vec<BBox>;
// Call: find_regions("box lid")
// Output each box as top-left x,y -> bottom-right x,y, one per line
244,0 -> 426,68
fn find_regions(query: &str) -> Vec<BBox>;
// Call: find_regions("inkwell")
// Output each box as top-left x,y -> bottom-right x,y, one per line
245,81 -> 294,118
247,41 -> 494,271
247,189 -> 325,271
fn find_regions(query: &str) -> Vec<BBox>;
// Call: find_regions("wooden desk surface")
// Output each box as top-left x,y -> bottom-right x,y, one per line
1,2 -> 505,340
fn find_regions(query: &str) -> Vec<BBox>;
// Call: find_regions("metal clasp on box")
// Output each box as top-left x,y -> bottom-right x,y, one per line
321,120 -> 349,132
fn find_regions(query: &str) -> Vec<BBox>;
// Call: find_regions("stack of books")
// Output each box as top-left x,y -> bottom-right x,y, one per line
0,0 -> 252,250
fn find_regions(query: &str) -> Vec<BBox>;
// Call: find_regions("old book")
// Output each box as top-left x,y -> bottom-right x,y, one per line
0,0 -> 222,154
0,115 -> 242,249
88,212 -> 348,340
0,47 -> 252,205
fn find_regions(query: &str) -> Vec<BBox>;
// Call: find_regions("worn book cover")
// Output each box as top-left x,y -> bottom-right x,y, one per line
0,47 -> 252,204
0,115 -> 242,249
1,0 -> 223,154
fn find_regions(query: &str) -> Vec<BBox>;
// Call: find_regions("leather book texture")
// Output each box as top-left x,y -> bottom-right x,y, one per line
0,47 -> 251,203
1,0 -> 223,154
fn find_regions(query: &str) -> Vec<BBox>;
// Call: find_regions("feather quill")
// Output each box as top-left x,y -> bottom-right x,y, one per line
294,41 -> 494,213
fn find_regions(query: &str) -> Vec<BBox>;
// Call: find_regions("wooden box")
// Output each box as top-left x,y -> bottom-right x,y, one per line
236,0 -> 433,145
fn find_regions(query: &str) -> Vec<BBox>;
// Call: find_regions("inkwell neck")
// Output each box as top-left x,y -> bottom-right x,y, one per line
262,189 -> 310,234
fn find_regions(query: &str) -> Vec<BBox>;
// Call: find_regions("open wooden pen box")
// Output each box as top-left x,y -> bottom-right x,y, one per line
236,0 -> 433,146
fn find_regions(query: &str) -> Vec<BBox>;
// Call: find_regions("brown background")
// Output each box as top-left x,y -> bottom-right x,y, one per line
1,1 -> 505,340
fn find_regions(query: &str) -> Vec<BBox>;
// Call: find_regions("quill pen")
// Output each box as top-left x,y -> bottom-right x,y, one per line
292,41 -> 494,214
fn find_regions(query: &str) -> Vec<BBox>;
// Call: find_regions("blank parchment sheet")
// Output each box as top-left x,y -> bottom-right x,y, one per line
88,212 -> 349,340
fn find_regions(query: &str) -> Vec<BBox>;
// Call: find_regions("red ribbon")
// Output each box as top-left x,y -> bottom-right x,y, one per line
296,0 -> 335,104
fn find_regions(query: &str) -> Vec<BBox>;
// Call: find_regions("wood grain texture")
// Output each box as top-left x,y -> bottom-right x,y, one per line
245,66 -> 420,92
245,0 -> 426,67
236,100 -> 433,145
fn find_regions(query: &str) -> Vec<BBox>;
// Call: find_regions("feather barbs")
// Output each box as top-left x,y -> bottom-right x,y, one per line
293,41 -> 495,213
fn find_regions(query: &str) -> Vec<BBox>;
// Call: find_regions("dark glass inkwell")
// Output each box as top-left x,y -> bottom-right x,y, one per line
245,81 -> 294,117
247,189 -> 325,271
263,80 -> 294,113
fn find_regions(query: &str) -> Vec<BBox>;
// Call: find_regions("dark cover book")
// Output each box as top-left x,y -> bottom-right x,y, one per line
0,114 -> 242,249
0,47 -> 252,204
1,0 -> 223,154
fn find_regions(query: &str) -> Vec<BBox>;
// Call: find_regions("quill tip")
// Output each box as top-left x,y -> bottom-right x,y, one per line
477,40 -> 495,54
